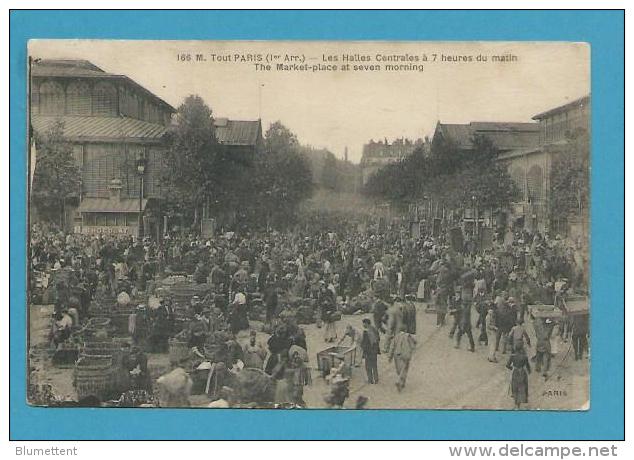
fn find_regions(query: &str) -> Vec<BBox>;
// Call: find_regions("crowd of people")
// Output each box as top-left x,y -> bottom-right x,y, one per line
29,213 -> 588,409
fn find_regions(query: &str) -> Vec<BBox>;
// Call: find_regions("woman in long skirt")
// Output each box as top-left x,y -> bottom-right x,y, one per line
324,317 -> 338,343
506,347 -> 531,409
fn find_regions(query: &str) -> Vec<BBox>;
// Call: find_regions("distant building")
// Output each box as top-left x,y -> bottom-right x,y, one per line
497,95 -> 590,235
360,137 -> 428,185
213,117 -> 264,157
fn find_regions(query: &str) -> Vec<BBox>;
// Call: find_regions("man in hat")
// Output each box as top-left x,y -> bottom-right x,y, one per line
150,298 -> 173,353
360,318 -> 380,384
435,260 -> 452,327
372,294 -> 390,334
243,330 -> 267,369
495,296 -> 515,355
402,295 -> 417,335
132,304 -> 150,347
338,324 -> 363,367
508,317 -> 531,352
229,292 -> 249,335
126,345 -> 151,391
533,315 -> 555,378
263,279 -> 278,325
454,293 -> 475,352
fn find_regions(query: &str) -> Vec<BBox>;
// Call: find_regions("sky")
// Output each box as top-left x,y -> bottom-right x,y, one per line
29,40 -> 590,163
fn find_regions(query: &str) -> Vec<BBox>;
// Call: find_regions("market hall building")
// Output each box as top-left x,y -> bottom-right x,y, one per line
30,59 -> 176,238
30,59 -> 263,238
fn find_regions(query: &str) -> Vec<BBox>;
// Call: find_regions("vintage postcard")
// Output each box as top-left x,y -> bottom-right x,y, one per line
27,40 -> 590,410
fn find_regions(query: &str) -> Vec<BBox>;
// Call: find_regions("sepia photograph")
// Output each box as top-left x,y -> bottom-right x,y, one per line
26,40 -> 590,411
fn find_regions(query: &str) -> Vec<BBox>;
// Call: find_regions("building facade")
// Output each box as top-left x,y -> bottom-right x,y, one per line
430,121 -> 540,236
30,59 -> 264,238
497,95 -> 590,235
360,137 -> 428,185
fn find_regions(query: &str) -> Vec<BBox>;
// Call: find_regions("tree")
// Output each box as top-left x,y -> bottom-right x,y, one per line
445,135 -> 519,210
31,120 -> 80,227
163,95 -> 219,227
321,152 -> 340,190
251,122 -> 314,229
549,128 -> 589,222
363,133 -> 518,214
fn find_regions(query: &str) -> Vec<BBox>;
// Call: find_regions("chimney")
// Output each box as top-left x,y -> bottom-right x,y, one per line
344,147 -> 348,162
108,178 -> 123,202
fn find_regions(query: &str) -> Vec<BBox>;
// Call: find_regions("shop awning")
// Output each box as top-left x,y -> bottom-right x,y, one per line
78,197 -> 148,213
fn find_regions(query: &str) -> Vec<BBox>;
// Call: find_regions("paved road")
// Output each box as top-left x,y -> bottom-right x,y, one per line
299,303 -> 589,410
29,302 -> 589,410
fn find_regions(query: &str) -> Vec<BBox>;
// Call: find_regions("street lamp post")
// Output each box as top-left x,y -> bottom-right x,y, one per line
136,155 -> 147,240
471,195 -> 479,250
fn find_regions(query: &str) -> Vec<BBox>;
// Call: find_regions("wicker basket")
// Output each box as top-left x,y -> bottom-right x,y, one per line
73,355 -> 113,401
168,338 -> 190,365
84,317 -> 111,338
81,340 -> 119,358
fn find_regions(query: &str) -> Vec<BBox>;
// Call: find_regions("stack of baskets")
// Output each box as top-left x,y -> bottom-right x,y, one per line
83,317 -> 111,339
73,354 -> 113,401
81,339 -> 123,359
165,282 -> 212,309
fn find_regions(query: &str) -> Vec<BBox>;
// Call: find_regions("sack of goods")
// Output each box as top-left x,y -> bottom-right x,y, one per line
117,291 -> 131,307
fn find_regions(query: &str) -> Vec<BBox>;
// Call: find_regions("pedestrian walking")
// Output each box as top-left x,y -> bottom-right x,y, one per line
388,331 -> 417,392
533,316 -> 554,377
506,347 -> 531,409
455,297 -> 475,352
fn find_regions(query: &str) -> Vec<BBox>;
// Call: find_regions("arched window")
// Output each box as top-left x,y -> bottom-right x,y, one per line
526,165 -> 543,203
39,81 -> 65,115
92,82 -> 117,116
66,81 -> 91,115
510,166 -> 526,199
